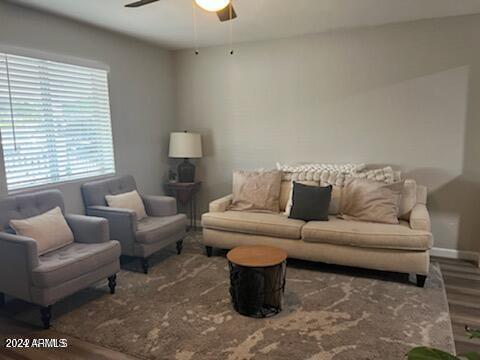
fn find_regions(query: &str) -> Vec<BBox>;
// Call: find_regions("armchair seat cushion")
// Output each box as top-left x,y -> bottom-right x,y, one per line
32,241 -> 121,288
135,215 -> 187,244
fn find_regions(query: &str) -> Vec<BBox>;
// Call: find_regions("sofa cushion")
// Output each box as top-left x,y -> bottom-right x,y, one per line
339,178 -> 404,224
328,185 -> 342,215
302,217 -> 432,251
399,179 -> 417,220
135,214 -> 187,244
202,211 -> 305,239
229,170 -> 282,213
32,240 -> 121,288
279,181 -> 291,211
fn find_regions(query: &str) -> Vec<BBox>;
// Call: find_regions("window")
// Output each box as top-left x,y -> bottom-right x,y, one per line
0,52 -> 115,191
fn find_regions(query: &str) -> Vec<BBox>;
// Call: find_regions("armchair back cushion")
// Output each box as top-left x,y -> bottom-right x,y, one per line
82,175 -> 137,208
10,207 -> 74,255
0,189 -> 65,232
105,190 -> 147,220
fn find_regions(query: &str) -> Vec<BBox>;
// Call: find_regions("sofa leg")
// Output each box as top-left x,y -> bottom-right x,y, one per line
141,258 -> 149,274
108,275 -> 117,294
176,240 -> 183,255
205,246 -> 213,257
416,274 -> 427,288
40,306 -> 52,330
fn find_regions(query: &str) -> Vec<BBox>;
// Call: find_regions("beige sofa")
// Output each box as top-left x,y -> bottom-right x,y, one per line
201,180 -> 433,287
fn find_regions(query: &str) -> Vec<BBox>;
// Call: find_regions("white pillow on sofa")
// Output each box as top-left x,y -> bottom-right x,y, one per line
105,190 -> 147,220
10,206 -> 74,256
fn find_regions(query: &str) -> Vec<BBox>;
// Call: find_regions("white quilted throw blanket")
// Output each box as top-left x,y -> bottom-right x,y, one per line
276,163 -> 401,186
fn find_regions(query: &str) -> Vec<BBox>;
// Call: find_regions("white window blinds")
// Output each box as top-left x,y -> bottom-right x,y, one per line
0,52 -> 115,191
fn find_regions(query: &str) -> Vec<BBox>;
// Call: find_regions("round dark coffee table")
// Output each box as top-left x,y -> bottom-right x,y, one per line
227,245 -> 287,318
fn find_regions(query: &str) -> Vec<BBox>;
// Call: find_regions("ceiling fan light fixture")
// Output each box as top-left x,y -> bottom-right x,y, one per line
195,0 -> 230,12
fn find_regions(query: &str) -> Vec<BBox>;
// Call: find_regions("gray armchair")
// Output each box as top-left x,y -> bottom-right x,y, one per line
0,190 -> 121,329
81,175 -> 187,274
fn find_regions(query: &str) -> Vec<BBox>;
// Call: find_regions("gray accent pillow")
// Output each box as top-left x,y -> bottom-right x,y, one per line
284,180 -> 319,216
289,182 -> 332,221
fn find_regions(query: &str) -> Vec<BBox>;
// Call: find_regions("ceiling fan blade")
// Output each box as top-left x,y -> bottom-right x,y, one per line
125,0 -> 161,8
217,4 -> 237,22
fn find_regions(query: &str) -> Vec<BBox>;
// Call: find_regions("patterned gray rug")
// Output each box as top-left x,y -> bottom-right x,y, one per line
13,233 -> 454,359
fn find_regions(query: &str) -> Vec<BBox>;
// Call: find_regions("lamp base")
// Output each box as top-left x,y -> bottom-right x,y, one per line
178,159 -> 195,183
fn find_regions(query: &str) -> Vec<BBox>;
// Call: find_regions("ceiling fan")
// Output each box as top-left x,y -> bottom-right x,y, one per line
124,0 -> 237,22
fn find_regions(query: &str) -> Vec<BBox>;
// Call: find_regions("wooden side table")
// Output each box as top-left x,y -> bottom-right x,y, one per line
227,246 -> 287,318
165,181 -> 201,231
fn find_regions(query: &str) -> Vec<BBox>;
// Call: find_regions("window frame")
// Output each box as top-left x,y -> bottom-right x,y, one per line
0,46 -> 116,193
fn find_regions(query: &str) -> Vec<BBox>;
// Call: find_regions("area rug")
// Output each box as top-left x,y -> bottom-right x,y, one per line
13,233 -> 455,359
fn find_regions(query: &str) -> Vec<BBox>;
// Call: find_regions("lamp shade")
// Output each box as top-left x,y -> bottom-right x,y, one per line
169,132 -> 203,159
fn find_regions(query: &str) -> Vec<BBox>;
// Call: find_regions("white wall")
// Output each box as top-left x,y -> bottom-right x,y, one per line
0,1 -> 175,214
1,1 -> 479,254
174,14 -> 480,253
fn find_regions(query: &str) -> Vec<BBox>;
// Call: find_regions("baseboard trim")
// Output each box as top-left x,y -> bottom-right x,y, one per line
431,247 -> 479,265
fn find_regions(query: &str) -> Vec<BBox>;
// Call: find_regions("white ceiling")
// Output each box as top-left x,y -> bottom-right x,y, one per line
9,0 -> 480,50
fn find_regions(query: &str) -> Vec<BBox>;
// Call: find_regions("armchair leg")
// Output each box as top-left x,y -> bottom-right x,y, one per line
416,274 -> 427,288
176,240 -> 183,255
141,258 -> 149,274
40,306 -> 52,330
205,246 -> 213,257
0,293 -> 4,307
108,275 -> 117,294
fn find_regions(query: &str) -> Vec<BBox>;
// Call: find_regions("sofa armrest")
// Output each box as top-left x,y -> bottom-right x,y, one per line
0,232 -> 39,300
209,195 -> 233,213
65,214 -> 110,244
409,204 -> 431,232
86,206 -> 137,255
142,195 -> 177,217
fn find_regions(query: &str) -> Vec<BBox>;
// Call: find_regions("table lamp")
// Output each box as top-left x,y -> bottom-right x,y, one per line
169,132 -> 203,183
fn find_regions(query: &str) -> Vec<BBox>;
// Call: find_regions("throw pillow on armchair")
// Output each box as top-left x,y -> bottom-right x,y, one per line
9,207 -> 74,255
